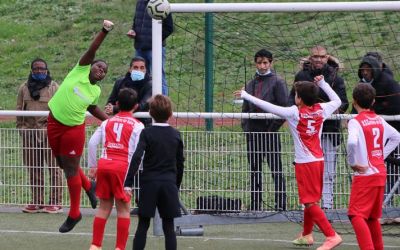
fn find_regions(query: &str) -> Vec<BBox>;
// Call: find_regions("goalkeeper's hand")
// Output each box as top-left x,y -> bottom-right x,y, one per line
103,20 -> 114,32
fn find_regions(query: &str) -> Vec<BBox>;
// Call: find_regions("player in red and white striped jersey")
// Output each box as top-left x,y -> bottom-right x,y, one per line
235,75 -> 342,250
88,88 -> 144,250
347,83 -> 400,250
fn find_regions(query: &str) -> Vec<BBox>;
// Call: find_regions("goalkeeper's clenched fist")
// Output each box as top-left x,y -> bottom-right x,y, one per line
102,20 -> 114,33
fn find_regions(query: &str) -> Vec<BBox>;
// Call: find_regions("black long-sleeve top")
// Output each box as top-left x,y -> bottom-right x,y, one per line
124,123 -> 185,188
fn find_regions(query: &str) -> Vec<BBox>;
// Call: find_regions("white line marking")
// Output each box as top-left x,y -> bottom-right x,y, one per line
0,229 -> 399,248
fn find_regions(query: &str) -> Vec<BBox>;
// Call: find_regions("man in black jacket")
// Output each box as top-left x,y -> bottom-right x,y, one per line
127,0 -> 174,95
105,56 -> 152,127
241,49 -> 288,211
358,55 -> 400,201
289,45 -> 349,210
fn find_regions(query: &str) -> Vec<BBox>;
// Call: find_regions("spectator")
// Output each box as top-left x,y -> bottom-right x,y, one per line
47,20 -> 113,233
88,88 -> 144,250
17,58 -> 63,214
105,56 -> 152,127
124,95 -> 184,250
241,49 -> 288,211
358,54 -> 400,202
289,45 -> 349,209
127,0 -> 174,95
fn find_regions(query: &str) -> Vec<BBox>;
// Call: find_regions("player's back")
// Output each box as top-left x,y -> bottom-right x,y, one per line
352,111 -> 385,178
287,103 -> 325,163
98,112 -> 144,172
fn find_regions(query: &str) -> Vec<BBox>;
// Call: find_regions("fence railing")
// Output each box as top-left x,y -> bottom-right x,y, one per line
1,126 -> 399,212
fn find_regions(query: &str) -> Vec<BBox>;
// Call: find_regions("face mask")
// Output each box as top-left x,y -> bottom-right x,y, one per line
31,73 -> 47,81
256,69 -> 271,76
130,70 -> 145,81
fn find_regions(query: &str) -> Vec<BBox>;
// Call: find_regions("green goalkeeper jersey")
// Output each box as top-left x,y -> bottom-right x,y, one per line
48,63 -> 101,126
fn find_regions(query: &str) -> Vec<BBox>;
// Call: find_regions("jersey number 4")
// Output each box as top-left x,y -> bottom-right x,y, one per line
113,123 -> 124,142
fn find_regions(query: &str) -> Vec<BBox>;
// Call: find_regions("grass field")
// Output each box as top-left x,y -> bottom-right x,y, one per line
0,208 -> 399,250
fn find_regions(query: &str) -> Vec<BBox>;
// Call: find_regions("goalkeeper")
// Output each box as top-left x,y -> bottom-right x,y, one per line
47,20 -> 113,233
234,75 -> 342,250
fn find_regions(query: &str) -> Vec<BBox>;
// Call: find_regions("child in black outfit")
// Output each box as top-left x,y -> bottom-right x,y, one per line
124,94 -> 184,250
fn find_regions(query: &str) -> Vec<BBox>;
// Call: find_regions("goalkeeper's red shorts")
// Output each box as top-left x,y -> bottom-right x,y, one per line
295,161 -> 324,204
348,181 -> 383,219
96,168 -> 131,203
47,113 -> 85,157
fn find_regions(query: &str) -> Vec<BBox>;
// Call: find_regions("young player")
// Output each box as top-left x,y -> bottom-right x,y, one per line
47,20 -> 113,233
88,88 -> 144,250
124,95 -> 185,250
347,83 -> 400,250
234,75 -> 342,250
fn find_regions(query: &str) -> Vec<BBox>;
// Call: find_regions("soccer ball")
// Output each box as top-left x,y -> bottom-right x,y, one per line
147,0 -> 171,20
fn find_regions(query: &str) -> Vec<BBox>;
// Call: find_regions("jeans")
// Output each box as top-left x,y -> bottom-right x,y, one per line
135,47 -> 168,95
321,134 -> 339,209
246,132 -> 286,211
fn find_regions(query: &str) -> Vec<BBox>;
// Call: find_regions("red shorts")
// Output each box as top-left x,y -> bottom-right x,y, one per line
295,161 -> 324,204
96,168 -> 131,203
47,114 -> 85,157
348,182 -> 384,219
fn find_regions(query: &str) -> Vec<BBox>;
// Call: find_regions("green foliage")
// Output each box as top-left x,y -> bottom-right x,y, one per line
1,0 -> 400,115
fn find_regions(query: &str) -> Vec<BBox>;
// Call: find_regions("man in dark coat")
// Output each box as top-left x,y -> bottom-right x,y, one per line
289,45 -> 349,209
241,49 -> 288,211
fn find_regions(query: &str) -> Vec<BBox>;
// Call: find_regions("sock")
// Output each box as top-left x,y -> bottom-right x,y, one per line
351,216 -> 374,250
302,206 -> 314,235
367,218 -> 383,250
116,217 -> 130,250
66,174 -> 82,219
92,216 -> 107,247
308,204 -> 335,237
79,167 -> 91,192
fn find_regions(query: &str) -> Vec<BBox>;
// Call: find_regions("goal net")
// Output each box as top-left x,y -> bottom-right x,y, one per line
157,1 -> 400,234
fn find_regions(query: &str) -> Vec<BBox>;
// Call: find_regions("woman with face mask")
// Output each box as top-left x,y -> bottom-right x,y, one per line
105,56 -> 152,127
17,58 -> 63,214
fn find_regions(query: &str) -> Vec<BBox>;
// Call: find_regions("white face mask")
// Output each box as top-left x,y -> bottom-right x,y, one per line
130,70 -> 145,81
256,69 -> 271,76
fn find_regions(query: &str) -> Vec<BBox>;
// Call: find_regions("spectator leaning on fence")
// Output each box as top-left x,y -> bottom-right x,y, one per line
47,20 -> 113,233
358,54 -> 400,203
17,58 -> 63,214
126,0 -> 174,95
241,49 -> 288,211
289,45 -> 349,210
235,75 -> 343,250
88,88 -> 144,250
124,95 -> 185,250
347,83 -> 400,250
105,56 -> 152,127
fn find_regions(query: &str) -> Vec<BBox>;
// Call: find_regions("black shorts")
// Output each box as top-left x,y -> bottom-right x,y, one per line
138,181 -> 181,219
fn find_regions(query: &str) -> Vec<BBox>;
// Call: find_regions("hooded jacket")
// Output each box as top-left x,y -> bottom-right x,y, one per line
358,56 -> 400,131
289,57 -> 349,138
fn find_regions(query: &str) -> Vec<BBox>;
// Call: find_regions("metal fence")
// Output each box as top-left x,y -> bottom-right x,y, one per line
1,126 -> 399,212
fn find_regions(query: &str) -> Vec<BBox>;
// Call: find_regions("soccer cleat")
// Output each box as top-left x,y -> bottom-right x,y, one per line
59,214 -> 82,233
89,244 -> 102,250
292,233 -> 314,246
86,180 -> 98,209
43,206 -> 63,214
317,233 -> 342,250
22,205 -> 44,213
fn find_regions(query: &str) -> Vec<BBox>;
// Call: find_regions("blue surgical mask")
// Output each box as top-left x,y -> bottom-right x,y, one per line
31,73 -> 47,81
130,70 -> 145,81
